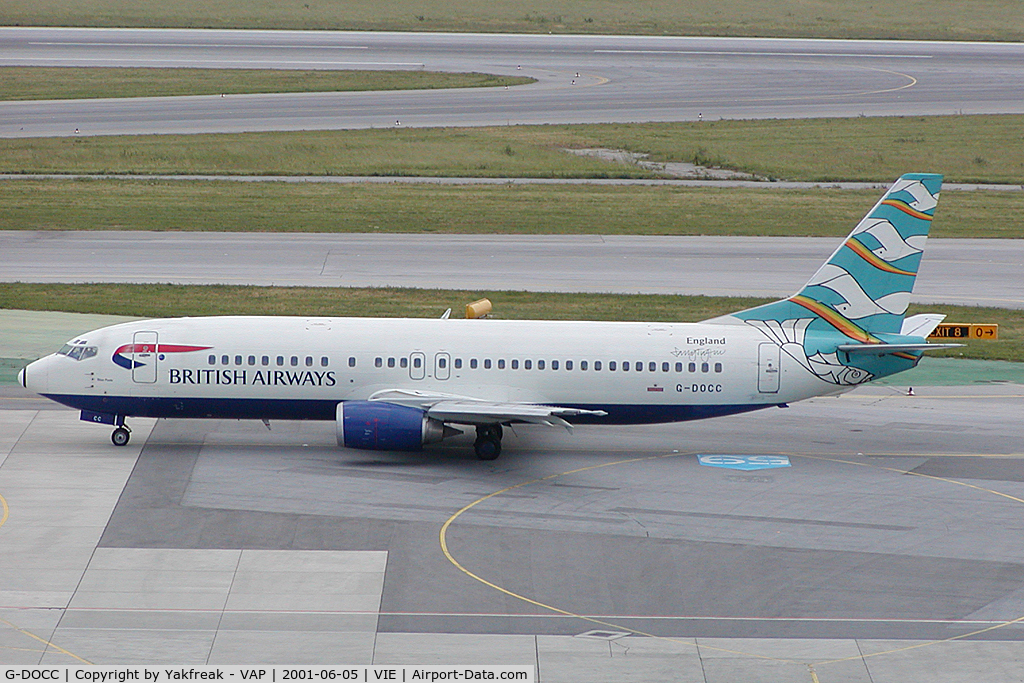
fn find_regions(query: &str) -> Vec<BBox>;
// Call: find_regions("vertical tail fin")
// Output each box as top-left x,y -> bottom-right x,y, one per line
708,173 -> 943,386
716,173 -> 942,339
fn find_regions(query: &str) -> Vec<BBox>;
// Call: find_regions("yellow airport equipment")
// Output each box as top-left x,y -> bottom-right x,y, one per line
466,298 -> 492,319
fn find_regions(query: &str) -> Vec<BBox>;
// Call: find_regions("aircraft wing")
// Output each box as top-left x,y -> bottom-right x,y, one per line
366,388 -> 606,429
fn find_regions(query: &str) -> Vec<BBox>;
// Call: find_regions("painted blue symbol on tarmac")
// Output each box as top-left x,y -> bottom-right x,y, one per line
698,454 -> 791,471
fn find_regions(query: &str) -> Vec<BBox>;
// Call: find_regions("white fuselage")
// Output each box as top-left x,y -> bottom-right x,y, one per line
23,315 -> 843,425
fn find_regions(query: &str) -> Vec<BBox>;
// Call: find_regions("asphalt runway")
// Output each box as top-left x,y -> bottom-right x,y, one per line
2,28 -> 1024,136
3,231 -> 1022,309
3,384 -> 1024,678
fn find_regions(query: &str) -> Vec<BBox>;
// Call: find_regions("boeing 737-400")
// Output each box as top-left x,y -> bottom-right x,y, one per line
20,173 -> 957,459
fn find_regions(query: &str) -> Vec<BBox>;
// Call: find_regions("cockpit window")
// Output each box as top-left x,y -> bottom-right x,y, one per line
57,343 -> 97,361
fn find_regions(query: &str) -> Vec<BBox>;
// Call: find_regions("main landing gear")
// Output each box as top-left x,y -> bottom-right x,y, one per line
111,424 -> 132,447
474,424 -> 503,461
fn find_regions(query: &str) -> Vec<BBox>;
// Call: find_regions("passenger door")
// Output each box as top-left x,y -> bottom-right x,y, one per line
132,331 -> 158,384
757,343 -> 780,393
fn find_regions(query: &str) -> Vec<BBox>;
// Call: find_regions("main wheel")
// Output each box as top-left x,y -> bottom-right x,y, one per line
111,426 -> 131,447
474,436 -> 501,461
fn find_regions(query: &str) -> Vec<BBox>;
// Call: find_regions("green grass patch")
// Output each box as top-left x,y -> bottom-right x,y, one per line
5,0 -> 1024,41
1,284 -> 1020,362
2,179 -> 1022,238
0,67 -> 534,101
3,116 -> 1022,184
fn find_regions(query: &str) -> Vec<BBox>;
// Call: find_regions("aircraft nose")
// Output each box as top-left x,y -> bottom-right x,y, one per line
21,357 -> 48,394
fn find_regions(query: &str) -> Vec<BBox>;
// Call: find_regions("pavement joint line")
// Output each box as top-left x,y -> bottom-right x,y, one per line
1,607 -> 1018,625
207,549 -> 243,665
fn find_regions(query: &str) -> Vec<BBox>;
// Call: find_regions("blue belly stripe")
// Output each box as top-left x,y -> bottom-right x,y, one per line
42,394 -> 777,425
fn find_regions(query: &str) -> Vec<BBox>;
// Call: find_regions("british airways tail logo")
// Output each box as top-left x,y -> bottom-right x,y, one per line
112,344 -> 212,370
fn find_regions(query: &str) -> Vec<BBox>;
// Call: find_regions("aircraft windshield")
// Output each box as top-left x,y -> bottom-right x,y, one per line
57,344 -> 97,361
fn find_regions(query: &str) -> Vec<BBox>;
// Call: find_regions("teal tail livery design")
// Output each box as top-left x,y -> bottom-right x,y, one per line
708,173 -> 949,386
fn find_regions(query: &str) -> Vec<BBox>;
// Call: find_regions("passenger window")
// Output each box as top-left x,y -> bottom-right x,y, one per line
400,357 -> 408,368
662,362 -> 669,372
208,355 -> 216,365
263,356 -> 270,366
221,355 -> 229,365
277,356 -> 285,366
580,360 -> 587,371
650,362 -> 657,372
537,360 -> 544,370
305,356 -> 313,367
623,362 -> 630,371
470,359 -> 478,369
497,359 -> 505,369
413,357 -> 421,368
349,357 -> 356,367
675,362 -> 683,372
689,362 -> 696,373
484,359 -> 492,369
512,360 -> 519,370
235,355 -> 243,366
609,361 -> 616,371
290,356 -> 298,367
439,357 -> 447,369
388,357 -> 396,368
553,360 -> 560,370
595,361 -> 602,371
702,362 -> 710,373
248,355 -> 256,366
375,357 -> 383,368
455,358 -> 462,369
321,356 -> 329,367
715,362 -> 723,373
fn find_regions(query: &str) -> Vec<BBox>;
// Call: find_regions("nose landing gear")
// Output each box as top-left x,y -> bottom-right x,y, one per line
111,424 -> 132,447
474,424 -> 503,461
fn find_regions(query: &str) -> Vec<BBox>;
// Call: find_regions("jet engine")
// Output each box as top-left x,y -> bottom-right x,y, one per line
336,401 -> 461,450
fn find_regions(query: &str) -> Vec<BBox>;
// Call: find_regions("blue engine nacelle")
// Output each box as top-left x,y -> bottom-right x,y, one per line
336,401 -> 459,450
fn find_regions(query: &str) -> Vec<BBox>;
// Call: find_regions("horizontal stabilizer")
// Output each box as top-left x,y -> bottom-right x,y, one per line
838,342 -> 963,354
900,313 -> 946,338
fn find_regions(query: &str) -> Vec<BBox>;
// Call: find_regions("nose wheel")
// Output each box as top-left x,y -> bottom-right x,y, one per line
474,424 -> 503,461
111,425 -> 131,447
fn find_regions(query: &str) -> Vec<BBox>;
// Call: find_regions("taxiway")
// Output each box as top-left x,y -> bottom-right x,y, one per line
2,29 -> 1024,137
3,231 -> 1022,309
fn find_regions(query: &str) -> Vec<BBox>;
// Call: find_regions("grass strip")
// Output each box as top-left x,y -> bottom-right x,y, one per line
2,179 -> 1022,238
1,284 -> 1020,362
3,116 -> 1022,184
5,0 -> 1024,41
0,67 -> 535,101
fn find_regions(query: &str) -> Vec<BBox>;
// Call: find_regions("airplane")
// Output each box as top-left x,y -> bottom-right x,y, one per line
19,173 -> 958,460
